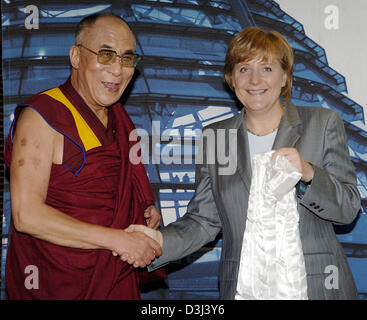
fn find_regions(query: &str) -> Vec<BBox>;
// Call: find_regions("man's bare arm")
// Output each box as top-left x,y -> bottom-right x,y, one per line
10,108 -> 161,266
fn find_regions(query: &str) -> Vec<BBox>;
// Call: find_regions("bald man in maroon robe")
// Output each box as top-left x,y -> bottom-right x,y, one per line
4,13 -> 163,299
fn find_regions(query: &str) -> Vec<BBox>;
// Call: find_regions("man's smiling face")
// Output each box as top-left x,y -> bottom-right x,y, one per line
71,16 -> 136,110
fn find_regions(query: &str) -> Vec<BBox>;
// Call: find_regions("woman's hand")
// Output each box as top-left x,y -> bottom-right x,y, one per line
125,224 -> 163,247
272,148 -> 314,182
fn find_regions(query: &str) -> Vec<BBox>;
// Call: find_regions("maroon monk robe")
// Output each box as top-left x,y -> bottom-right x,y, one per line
4,78 -> 160,299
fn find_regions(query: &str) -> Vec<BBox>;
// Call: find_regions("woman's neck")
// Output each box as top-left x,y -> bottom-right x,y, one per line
245,102 -> 284,136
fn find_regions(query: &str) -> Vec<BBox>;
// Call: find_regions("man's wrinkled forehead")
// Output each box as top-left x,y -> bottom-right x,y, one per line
82,16 -> 135,43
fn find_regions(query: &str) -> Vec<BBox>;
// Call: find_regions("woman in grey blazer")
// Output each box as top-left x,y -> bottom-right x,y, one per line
127,27 -> 361,299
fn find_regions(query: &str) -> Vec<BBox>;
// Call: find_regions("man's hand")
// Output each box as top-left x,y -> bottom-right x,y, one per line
271,148 -> 314,182
144,205 -> 162,229
111,206 -> 162,267
111,229 -> 162,268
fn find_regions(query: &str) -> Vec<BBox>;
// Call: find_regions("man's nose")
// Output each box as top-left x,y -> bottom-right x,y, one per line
108,58 -> 124,76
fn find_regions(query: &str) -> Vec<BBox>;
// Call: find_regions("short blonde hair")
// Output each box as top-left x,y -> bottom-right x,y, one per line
224,27 -> 294,100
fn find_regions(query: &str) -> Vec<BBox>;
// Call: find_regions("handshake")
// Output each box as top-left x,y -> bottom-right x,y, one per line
111,205 -> 163,268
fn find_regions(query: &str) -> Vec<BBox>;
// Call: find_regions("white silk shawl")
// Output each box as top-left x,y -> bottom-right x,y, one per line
235,151 -> 308,300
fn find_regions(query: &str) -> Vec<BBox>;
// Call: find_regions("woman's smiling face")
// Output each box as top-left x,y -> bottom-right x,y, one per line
230,56 -> 287,114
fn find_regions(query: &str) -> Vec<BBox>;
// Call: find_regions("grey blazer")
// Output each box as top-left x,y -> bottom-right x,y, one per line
150,101 -> 361,300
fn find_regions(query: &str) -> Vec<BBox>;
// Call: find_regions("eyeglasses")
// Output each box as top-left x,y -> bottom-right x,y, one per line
77,44 -> 141,68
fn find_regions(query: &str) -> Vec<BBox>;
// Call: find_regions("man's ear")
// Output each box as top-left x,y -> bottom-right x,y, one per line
70,45 -> 80,69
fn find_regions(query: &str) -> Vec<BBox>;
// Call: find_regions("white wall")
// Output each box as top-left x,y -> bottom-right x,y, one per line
275,0 -> 367,126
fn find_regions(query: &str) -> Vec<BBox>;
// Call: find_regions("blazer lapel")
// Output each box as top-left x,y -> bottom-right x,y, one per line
231,101 -> 302,193
272,101 -> 305,225
273,100 -> 302,150
235,108 -> 252,192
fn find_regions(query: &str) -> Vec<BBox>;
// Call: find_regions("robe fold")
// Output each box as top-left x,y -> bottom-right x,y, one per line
4,78 -> 160,299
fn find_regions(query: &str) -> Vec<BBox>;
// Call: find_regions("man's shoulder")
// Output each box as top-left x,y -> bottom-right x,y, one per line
22,87 -> 61,107
17,86 -> 74,123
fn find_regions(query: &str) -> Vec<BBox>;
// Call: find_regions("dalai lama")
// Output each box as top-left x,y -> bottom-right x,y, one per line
4,13 -> 162,300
